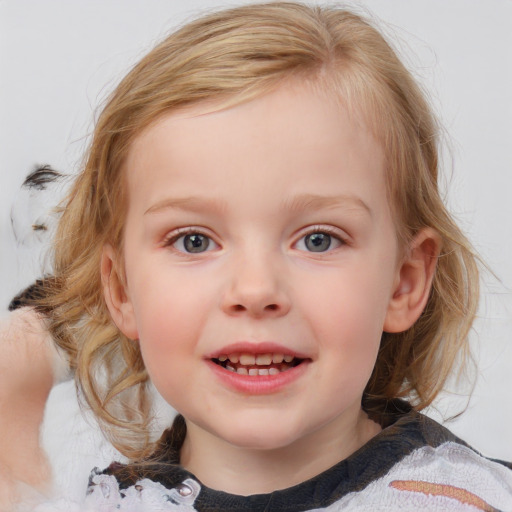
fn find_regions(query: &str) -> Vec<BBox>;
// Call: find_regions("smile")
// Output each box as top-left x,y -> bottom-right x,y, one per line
212,353 -> 303,376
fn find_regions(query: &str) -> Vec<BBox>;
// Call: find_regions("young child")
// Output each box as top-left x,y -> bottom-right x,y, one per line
5,2 -> 512,510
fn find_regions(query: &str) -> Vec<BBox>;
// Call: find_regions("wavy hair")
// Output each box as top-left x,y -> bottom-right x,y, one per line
44,2 -> 478,459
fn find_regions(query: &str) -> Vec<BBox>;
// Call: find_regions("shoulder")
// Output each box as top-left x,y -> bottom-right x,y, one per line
330,440 -> 512,511
339,403 -> 512,511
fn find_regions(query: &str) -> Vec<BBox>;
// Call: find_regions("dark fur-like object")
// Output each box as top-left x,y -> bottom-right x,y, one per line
8,279 -> 48,311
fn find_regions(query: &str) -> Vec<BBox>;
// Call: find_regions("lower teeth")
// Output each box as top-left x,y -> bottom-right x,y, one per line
215,357 -> 302,376
223,363 -> 291,375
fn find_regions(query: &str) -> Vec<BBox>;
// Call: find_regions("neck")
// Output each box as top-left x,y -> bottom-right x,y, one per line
179,408 -> 381,496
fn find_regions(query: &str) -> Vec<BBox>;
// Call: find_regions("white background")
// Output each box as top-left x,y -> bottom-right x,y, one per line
1,0 -> 511,460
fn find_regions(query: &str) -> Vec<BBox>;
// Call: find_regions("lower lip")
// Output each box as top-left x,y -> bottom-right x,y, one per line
206,359 -> 310,395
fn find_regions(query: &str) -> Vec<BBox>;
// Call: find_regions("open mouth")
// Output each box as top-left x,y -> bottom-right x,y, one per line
211,352 -> 305,376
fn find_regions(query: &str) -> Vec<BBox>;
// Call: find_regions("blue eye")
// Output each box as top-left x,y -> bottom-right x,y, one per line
305,232 -> 332,252
183,234 -> 210,253
171,232 -> 215,253
295,230 -> 344,253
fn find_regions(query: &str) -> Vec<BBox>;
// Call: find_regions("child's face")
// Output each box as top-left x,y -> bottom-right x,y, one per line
111,81 -> 404,452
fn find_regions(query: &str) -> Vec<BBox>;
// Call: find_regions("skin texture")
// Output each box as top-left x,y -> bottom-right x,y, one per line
103,81 -> 440,495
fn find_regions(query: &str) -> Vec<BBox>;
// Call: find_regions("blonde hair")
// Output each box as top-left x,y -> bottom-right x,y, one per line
45,2 -> 478,459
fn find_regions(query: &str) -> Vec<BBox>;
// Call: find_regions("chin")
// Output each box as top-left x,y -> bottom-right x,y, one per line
215,420 -> 305,452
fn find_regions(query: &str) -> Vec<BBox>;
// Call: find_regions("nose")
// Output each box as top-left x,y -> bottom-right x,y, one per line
220,251 -> 291,318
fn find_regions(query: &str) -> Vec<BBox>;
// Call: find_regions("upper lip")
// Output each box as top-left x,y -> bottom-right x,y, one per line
206,341 -> 310,360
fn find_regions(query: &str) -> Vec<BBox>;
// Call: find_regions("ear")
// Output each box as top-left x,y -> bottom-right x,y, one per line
101,244 -> 139,340
384,228 -> 441,333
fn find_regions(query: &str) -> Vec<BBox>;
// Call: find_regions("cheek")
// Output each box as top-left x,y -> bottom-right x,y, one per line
132,283 -> 200,405
302,264 -> 395,338
298,259 -> 396,384
128,268 -> 219,361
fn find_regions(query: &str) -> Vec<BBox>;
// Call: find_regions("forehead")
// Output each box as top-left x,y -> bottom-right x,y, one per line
122,81 -> 388,218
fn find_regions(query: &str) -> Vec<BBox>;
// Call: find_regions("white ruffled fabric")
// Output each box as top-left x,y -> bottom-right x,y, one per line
84,474 -> 201,511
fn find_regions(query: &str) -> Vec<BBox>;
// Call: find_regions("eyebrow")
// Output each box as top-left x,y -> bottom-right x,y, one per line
145,196 -> 227,215
283,193 -> 372,217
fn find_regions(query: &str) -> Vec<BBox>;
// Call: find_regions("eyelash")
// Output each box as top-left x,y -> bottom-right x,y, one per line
162,227 -> 218,255
293,225 -> 348,253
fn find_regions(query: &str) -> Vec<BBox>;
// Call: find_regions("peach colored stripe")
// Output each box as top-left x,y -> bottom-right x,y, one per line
389,480 -> 500,512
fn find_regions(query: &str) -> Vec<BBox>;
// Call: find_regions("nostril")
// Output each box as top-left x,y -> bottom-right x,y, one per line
231,303 -> 278,313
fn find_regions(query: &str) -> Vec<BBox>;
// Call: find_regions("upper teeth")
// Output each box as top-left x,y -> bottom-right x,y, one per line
217,353 -> 294,365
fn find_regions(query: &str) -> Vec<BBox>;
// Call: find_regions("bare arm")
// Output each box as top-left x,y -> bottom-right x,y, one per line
0,307 -> 56,505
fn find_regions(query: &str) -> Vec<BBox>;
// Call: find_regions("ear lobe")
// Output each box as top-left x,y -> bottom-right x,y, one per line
384,228 -> 441,333
101,244 -> 139,340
